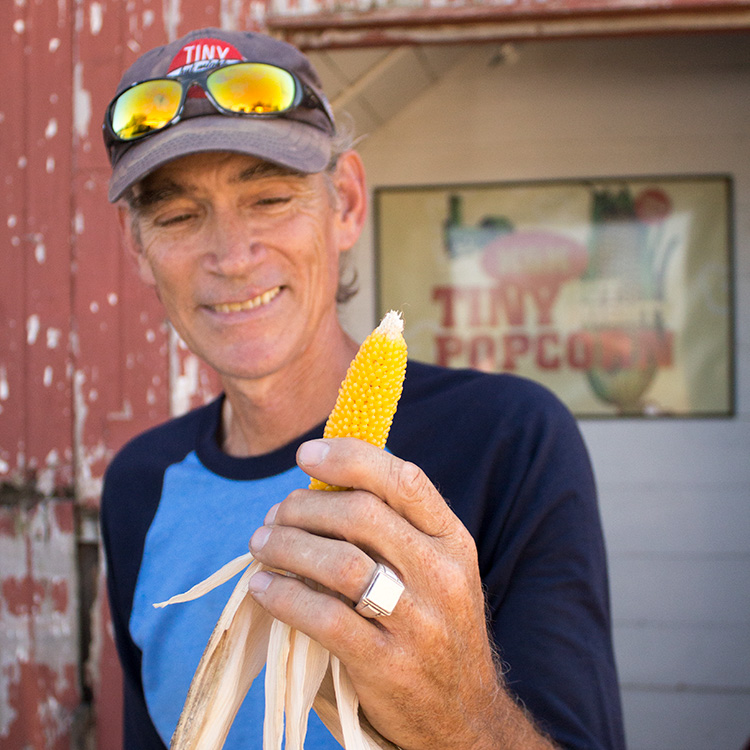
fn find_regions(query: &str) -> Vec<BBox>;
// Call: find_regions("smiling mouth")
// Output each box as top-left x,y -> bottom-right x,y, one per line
210,286 -> 282,314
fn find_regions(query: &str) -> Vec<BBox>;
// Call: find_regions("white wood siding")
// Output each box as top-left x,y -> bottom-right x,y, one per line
344,32 -> 750,750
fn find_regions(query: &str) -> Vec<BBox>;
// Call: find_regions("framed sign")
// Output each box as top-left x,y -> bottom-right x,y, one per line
375,175 -> 734,417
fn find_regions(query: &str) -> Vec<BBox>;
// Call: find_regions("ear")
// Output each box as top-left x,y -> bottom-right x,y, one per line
118,205 -> 157,287
330,150 -> 367,253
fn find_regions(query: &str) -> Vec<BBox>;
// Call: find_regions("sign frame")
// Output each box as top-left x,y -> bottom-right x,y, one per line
374,174 -> 735,418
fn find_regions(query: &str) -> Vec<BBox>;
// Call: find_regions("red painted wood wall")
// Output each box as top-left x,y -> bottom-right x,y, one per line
1,1 -> 749,748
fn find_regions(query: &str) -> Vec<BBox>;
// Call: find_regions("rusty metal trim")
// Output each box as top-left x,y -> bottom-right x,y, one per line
267,4 -> 750,49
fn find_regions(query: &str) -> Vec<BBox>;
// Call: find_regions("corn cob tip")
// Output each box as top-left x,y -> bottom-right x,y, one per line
377,310 -> 404,339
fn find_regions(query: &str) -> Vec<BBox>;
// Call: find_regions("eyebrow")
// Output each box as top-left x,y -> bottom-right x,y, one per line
131,180 -> 185,211
131,161 -> 307,211
234,162 -> 306,182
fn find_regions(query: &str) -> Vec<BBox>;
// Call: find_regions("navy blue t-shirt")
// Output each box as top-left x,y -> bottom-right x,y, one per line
101,360 -> 625,749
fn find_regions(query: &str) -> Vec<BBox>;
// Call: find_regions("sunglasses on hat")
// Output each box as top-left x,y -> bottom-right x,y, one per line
105,61 -> 333,143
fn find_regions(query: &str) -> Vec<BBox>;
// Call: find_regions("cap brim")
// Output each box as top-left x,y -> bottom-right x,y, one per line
107,115 -> 332,202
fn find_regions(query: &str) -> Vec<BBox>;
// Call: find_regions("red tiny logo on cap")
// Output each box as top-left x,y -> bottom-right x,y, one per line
168,38 -> 244,76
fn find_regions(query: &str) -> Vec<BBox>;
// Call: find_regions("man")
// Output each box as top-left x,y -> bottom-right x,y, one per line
100,27 -> 626,750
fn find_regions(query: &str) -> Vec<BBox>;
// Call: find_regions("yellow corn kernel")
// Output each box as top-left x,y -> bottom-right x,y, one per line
309,310 -> 407,491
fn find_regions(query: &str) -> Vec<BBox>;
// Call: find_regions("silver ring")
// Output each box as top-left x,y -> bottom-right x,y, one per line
354,563 -> 405,618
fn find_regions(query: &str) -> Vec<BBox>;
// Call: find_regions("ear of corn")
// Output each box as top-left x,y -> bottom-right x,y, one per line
158,312 -> 407,750
310,309 -> 407,491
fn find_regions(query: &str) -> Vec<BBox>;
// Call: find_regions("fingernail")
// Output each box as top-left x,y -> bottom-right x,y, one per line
250,526 -> 271,553
264,503 -> 279,525
298,439 -> 330,467
248,570 -> 273,594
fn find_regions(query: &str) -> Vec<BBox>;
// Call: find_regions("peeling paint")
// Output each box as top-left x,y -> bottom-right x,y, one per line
90,2 -> 104,34
168,327 -> 205,417
26,315 -> 40,345
74,443 -> 106,502
7,215 -> 17,228
45,118 -> 58,139
46,329 -> 61,349
128,5 -> 138,36
74,2 -> 84,33
35,239 -> 46,264
73,62 -> 91,140
221,0 -> 243,29
162,0 -> 183,42
72,369 -> 88,496
0,501 -> 80,744
46,156 -> 55,174
0,367 -> 8,400
37,451 -> 60,497
107,399 -> 133,422
72,371 -> 107,501
49,37 -> 61,52
171,351 -> 200,416
13,18 -> 25,34
2,577 -> 69,616
43,366 -> 53,388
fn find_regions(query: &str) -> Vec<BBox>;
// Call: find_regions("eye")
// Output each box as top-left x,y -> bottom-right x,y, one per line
255,195 -> 292,207
154,210 -> 199,227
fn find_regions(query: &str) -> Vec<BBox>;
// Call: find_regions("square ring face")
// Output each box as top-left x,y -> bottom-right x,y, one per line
361,566 -> 404,616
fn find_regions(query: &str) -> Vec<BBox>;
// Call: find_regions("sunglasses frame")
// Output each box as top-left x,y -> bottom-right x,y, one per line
104,61 -> 333,143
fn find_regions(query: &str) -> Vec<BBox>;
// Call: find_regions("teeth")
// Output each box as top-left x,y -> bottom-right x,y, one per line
212,286 -> 280,314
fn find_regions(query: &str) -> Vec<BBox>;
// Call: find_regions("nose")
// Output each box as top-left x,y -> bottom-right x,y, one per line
204,212 -> 264,277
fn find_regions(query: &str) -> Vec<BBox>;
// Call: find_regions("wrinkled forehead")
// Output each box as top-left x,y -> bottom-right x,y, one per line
125,151 -> 329,213
145,151 -> 305,185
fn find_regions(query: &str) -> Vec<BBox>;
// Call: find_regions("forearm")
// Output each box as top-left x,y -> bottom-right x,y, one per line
467,679 -> 559,750
414,648 -> 558,750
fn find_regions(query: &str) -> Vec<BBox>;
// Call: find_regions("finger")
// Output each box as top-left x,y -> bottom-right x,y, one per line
297,438 -> 463,541
247,569 -> 387,662
266,487 -> 425,568
250,522 -> 386,608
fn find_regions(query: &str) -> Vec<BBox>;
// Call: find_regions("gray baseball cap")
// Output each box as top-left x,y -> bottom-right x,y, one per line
103,28 -> 336,202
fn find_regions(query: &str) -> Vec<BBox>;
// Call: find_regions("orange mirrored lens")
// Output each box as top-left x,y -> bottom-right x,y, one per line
112,79 -> 182,140
207,63 -> 296,114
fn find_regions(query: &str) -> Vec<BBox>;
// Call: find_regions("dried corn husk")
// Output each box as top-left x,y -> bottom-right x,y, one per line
165,559 -> 274,749
265,616 -> 293,750
155,552 -> 400,750
285,627 -> 330,749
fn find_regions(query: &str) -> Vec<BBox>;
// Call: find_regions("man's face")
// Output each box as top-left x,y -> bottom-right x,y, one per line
123,151 -> 358,384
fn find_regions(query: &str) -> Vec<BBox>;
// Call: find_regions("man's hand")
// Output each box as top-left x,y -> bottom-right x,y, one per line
247,438 -> 555,750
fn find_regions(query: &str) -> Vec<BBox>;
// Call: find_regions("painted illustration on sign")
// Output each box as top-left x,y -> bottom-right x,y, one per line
375,177 -> 733,417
